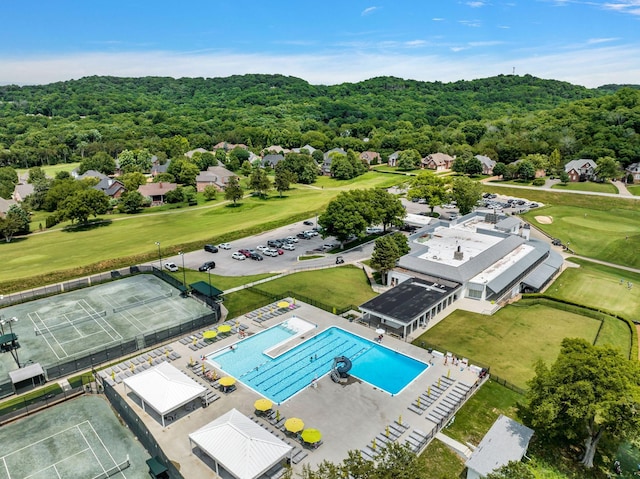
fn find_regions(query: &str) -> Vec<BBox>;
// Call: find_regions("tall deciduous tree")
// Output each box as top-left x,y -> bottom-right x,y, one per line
369,189 -> 405,231
61,189 -> 109,223
595,156 -> 620,181
274,166 -> 297,197
396,149 -> 421,171
518,338 -> 640,468
224,176 -> 243,205
408,171 -> 450,214
249,168 -> 272,198
371,235 -> 400,284
451,176 -> 482,215
319,191 -> 371,245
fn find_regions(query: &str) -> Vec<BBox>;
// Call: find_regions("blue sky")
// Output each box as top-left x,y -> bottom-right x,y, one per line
1,0 -> 639,87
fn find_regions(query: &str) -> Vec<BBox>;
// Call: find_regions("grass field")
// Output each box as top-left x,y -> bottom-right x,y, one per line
16,162 -> 80,178
0,173 -> 404,287
547,259 -> 640,320
414,301 -> 605,389
223,265 -> 376,319
521,205 -> 640,269
628,185 -> 640,196
551,181 -> 619,194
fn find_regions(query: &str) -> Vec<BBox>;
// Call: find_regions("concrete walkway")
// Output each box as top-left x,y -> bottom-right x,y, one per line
481,177 -> 640,200
435,432 -> 474,459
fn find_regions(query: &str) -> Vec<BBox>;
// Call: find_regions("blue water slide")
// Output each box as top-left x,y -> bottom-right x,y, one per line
333,356 -> 352,378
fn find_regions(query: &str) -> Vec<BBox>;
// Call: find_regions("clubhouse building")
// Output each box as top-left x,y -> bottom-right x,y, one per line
360,212 -> 563,339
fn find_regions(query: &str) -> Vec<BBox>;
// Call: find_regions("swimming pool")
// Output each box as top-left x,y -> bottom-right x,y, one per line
207,323 -> 428,403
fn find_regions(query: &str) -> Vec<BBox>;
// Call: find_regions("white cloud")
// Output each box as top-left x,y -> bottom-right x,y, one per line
432,17 -> 445,21
361,6 -> 380,16
586,37 -> 619,44
466,1 -> 486,7
459,19 -> 482,27
1,44 -> 639,88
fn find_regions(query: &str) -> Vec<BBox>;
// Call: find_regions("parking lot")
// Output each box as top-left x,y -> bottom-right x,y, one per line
164,219 -> 373,277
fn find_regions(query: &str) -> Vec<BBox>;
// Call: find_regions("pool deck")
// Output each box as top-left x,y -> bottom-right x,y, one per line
112,301 -> 483,478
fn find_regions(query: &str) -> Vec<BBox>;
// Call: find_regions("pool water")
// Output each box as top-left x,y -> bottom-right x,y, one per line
208,325 -> 428,404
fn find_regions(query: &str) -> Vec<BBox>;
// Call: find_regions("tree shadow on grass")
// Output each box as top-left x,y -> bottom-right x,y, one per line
62,219 -> 112,232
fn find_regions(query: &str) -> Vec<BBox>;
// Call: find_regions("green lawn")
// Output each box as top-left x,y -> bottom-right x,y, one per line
419,439 -> 466,479
521,205 -> 640,269
414,301 -> 602,389
179,270 -> 275,292
222,266 -> 376,319
547,259 -> 640,321
628,185 -> 640,196
16,162 -> 80,178
0,173 -> 404,289
552,181 -> 618,194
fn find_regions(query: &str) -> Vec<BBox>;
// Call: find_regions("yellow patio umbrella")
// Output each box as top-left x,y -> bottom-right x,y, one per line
277,301 -> 290,309
284,418 -> 304,433
219,376 -> 236,387
254,398 -> 273,412
217,324 -> 232,334
301,428 -> 322,444
203,330 -> 217,340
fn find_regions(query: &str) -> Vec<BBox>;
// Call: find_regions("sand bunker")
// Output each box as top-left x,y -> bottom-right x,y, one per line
535,216 -> 553,224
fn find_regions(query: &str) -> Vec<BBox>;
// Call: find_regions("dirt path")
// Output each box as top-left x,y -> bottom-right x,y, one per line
635,324 -> 640,360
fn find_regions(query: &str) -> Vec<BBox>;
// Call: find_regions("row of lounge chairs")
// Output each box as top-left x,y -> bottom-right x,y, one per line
248,413 -> 309,465
426,381 -> 473,426
99,347 -> 181,386
180,321 -> 249,350
407,375 -> 455,415
245,298 -> 300,324
359,419 -> 409,460
185,362 -> 221,406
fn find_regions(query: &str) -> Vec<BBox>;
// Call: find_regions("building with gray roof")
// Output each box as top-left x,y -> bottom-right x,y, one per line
465,415 -> 534,479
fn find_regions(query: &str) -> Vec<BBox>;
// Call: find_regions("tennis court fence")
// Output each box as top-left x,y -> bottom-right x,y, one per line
34,310 -> 108,335
90,457 -> 130,479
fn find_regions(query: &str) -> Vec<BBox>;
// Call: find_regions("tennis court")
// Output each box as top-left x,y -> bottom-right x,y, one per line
0,274 -> 212,378
0,395 -> 149,479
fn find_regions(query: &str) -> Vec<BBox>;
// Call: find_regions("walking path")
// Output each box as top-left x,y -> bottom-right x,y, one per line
435,432 -> 474,459
481,177 -> 640,200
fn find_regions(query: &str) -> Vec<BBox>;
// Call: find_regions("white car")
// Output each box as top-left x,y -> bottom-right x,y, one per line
256,245 -> 269,252
218,243 -> 231,250
366,227 -> 383,234
282,243 -> 295,251
231,252 -> 246,260
304,230 -> 318,236
164,262 -> 179,272
263,248 -> 279,257
285,236 -> 298,243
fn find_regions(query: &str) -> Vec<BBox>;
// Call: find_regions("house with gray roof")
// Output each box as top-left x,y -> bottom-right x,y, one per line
625,162 -> 640,183
12,183 -> 34,202
387,151 -> 401,167
0,197 -> 16,217
465,415 -> 534,479
93,178 -> 126,198
195,166 -> 237,192
564,159 -> 596,182
360,211 -> 563,336
262,154 -> 285,168
292,144 -> 317,155
322,148 -> 347,175
475,155 -> 496,175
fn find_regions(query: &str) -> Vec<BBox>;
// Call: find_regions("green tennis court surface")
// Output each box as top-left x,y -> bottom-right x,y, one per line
0,274 -> 211,378
0,395 -> 149,478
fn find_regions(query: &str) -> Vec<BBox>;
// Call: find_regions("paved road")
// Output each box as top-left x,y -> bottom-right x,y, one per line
481,177 -> 640,200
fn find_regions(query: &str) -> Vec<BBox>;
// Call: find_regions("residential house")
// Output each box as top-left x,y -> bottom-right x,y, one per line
0,197 -> 16,217
322,148 -> 347,175
12,183 -> 34,202
73,169 -> 109,182
360,151 -> 381,166
195,165 -> 238,192
263,145 -> 290,155
185,148 -> 209,158
151,159 -> 171,178
475,155 -> 496,175
291,144 -> 317,155
262,154 -> 285,169
465,415 -> 534,479
387,151 -> 401,167
625,162 -> 640,183
137,182 -> 178,206
564,159 -> 597,182
93,178 -> 126,199
212,142 -> 248,151
422,153 -> 454,171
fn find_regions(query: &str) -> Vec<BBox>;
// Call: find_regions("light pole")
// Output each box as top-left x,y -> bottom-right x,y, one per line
178,251 -> 187,293
0,317 -> 20,368
155,241 -> 162,270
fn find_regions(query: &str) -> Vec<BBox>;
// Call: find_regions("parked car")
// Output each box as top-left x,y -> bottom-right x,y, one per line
231,252 -> 246,261
238,249 -> 252,258
250,252 -> 264,261
284,236 -> 298,243
366,227 -> 383,234
304,230 -> 318,237
263,248 -> 278,257
218,243 -> 232,250
164,262 -> 179,272
551,238 -> 562,246
276,248 -> 284,255
282,243 -> 295,251
198,261 -> 216,271
204,244 -> 218,253
303,220 -> 314,226
297,232 -> 312,239
256,245 -> 269,252
267,239 -> 283,248
335,256 -> 345,264
324,242 -> 338,249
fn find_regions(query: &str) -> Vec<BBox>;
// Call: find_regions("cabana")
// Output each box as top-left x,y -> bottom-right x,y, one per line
189,408 -> 292,479
123,362 -> 206,427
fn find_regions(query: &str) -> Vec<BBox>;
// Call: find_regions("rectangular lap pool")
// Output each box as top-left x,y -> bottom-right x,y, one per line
207,322 -> 428,403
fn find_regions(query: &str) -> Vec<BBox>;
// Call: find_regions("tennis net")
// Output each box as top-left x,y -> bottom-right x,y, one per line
35,310 -> 108,336
90,457 -> 130,479
112,291 -> 172,313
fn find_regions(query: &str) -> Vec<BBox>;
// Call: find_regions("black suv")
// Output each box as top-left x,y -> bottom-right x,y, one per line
250,252 -> 264,261
198,261 -> 216,271
204,244 -> 218,253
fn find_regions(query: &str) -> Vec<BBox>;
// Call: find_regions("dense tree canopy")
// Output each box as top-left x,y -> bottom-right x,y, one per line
518,338 -> 640,468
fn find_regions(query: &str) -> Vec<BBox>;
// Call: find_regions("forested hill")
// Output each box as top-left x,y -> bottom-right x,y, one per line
0,73 -> 638,169
0,74 -> 598,119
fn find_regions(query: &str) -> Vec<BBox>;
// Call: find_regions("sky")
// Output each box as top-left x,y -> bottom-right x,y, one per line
0,1 -> 639,87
